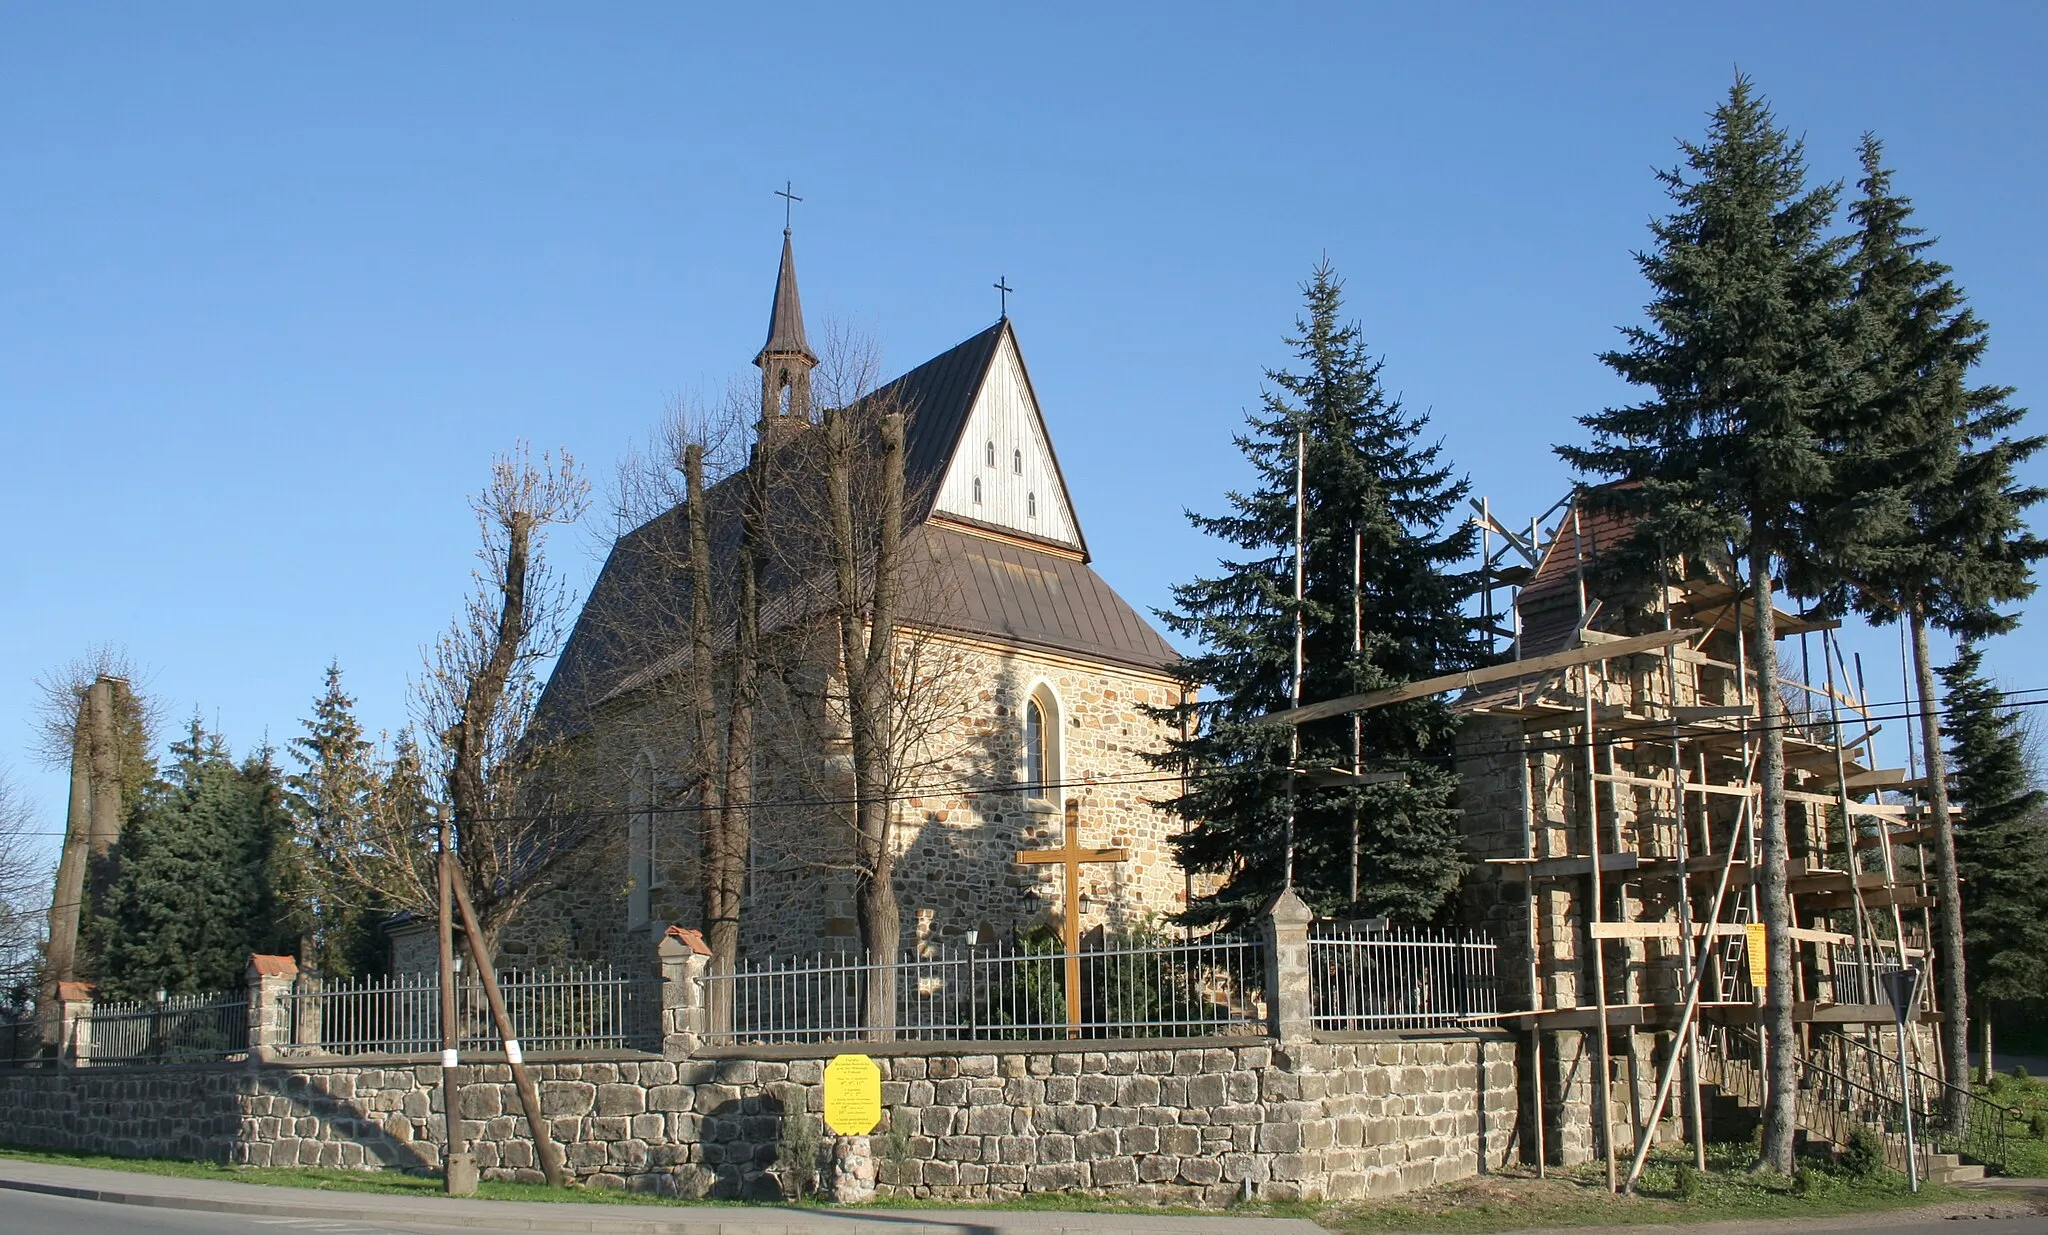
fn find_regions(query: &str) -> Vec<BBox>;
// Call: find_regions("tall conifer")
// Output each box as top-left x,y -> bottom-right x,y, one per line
90,720 -> 292,998
1152,262 -> 1479,926
284,665 -> 388,977
1557,78 -> 1850,1172
1828,136 -> 2045,1106
1939,646 -> 2048,1052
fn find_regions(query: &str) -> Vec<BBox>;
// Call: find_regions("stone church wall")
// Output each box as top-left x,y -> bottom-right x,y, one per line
491,636 -> 1198,973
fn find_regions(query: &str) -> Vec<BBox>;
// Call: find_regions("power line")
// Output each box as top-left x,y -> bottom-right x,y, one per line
7,686 -> 2043,840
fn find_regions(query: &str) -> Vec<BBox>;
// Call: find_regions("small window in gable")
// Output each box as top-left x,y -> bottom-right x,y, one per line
1012,447 -> 1023,475
1027,492 -> 1038,518
972,476 -> 983,504
986,440 -> 996,467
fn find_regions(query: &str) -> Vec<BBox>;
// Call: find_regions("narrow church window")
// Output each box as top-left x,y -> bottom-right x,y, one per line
1024,698 -> 1047,792
986,440 -> 996,467
1022,683 -> 1062,800
1012,447 -> 1023,475
1027,492 -> 1038,518
972,477 -> 983,504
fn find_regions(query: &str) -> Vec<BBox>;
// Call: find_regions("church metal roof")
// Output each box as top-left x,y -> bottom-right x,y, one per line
537,320 -> 1180,732
754,230 -> 815,364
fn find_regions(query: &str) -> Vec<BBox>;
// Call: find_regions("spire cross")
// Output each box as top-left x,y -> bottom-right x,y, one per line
993,275 -> 1013,319
1015,799 -> 1129,1036
775,180 -> 802,231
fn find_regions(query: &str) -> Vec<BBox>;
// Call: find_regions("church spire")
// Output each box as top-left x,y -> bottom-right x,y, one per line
754,226 -> 816,425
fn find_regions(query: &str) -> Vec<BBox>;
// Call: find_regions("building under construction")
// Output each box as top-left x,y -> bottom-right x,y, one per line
1451,492 -> 1985,1182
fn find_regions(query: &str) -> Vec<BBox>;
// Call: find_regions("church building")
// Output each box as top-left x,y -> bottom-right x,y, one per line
503,229 -> 1197,967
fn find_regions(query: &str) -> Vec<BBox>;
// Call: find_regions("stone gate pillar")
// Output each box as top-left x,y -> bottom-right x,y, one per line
1262,888 -> 1314,1043
658,925 -> 711,1060
246,954 -> 299,1060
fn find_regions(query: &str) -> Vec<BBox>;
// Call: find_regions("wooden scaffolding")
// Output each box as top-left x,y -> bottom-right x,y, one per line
1458,492 -> 1947,1183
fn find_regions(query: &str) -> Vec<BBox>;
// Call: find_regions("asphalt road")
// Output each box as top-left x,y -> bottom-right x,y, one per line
0,1188 -> 505,1235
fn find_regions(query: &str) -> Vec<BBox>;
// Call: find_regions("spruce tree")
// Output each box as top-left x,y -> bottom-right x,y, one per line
284,664 -> 388,977
1151,261 -> 1479,927
1939,646 -> 2048,1060
89,719 -> 292,998
1556,78 -> 1851,1173
1827,135 -> 2045,1107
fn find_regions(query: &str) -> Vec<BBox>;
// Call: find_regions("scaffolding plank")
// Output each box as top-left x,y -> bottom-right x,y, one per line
1255,627 -> 1703,727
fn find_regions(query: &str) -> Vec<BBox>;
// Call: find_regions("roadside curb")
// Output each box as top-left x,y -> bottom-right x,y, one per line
0,1165 -> 1329,1235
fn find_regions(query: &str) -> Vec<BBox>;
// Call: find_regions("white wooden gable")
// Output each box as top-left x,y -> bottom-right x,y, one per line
930,331 -> 1082,549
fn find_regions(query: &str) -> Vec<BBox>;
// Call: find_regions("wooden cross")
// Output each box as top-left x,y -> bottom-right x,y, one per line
1015,798 -> 1128,1034
993,275 -> 1013,318
775,180 -> 802,230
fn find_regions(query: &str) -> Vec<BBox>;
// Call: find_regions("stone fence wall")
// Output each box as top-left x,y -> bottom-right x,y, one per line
0,1034 -> 1517,1202
0,892 -> 1525,1201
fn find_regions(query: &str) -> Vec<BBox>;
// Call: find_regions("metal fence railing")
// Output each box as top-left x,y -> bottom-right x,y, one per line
1824,942 -> 1905,1007
81,990 -> 248,1066
287,966 -> 660,1056
702,935 -> 1267,1045
1700,1025 -> 2015,1173
1309,927 -> 1499,1031
0,1011 -> 46,1067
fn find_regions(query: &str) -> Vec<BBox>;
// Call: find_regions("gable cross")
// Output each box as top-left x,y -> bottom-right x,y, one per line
775,180 -> 802,231
993,275 -> 1013,319
1015,798 -> 1129,1035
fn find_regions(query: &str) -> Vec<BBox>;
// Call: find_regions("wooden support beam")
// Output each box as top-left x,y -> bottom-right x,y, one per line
1255,627 -> 1703,727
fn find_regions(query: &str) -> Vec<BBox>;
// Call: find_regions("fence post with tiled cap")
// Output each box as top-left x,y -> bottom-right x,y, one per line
56,981 -> 94,1067
246,954 -> 297,1060
658,924 -> 711,1059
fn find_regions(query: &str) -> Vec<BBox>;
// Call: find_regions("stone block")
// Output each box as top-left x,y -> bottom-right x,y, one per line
1178,1156 -> 1223,1185
1138,1153 -> 1179,1182
1091,1156 -> 1136,1186
1026,1162 -> 1085,1190
965,1106 -> 1013,1136
541,1081 -> 596,1117
1037,1133 -> 1075,1163
596,1084 -> 645,1116
1076,1129 -> 1119,1160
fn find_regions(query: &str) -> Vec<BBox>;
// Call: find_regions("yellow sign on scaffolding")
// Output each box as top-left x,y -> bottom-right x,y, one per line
823,1053 -> 882,1136
1745,922 -> 1769,990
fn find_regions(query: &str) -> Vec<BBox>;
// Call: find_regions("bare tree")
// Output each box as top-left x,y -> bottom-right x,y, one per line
0,771 -> 42,1008
418,444 -> 590,957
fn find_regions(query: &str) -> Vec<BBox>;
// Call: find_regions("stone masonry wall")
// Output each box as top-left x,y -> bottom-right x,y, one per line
496,637 -> 1203,974
0,1035 -> 1516,1202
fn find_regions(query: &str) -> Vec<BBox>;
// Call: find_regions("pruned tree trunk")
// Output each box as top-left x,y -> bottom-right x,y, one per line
720,443 -> 765,985
685,444 -> 737,1031
826,407 -> 907,1036
1749,544 -> 1799,1175
1910,605 -> 1970,1120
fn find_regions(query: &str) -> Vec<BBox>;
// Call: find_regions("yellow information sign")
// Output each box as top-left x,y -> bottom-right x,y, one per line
1745,922 -> 1769,990
823,1053 -> 882,1136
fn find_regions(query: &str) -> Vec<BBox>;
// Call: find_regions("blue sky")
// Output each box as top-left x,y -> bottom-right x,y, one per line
4,3 -> 2044,864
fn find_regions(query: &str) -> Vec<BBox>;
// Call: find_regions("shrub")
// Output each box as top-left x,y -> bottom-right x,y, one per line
1841,1127 -> 1886,1178
1792,1165 -> 1814,1196
2016,1065 -> 2031,1082
775,1112 -> 821,1199
1674,1161 -> 1703,1200
2028,1111 -> 2048,1140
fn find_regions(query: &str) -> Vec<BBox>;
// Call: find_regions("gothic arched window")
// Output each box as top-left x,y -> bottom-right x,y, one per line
986,440 -> 996,467
1022,684 -> 1061,800
1012,447 -> 1023,475
972,476 -> 983,504
1027,492 -> 1038,518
